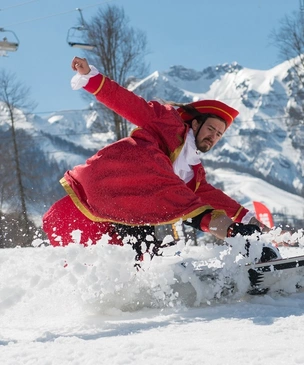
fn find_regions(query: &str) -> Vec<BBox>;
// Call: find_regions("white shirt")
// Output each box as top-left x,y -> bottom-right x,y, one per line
172,129 -> 201,183
71,65 -> 99,90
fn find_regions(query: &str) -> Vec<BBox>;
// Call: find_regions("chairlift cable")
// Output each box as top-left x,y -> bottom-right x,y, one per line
0,0 -> 40,12
1,0 -> 115,28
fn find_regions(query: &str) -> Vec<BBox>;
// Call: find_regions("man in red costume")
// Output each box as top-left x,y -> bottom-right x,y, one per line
43,57 -> 280,263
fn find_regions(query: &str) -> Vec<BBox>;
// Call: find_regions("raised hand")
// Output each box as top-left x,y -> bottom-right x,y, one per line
71,56 -> 91,75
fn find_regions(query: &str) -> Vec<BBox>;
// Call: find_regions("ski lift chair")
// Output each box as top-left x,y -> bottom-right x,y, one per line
67,8 -> 96,51
0,28 -> 19,52
66,27 -> 96,50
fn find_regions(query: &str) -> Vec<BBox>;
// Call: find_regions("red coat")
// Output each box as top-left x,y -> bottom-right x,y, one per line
61,73 -> 248,227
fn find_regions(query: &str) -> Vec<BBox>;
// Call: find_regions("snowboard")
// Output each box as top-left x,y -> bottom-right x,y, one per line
193,254 -> 304,296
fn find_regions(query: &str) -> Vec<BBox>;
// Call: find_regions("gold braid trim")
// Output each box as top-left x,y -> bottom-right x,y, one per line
169,138 -> 185,163
178,106 -> 233,122
60,177 -> 105,222
93,75 -> 106,95
231,206 -> 244,221
130,127 -> 142,136
60,177 -> 213,226
194,181 -> 201,192
171,224 -> 179,240
211,209 -> 227,220
195,106 -> 233,122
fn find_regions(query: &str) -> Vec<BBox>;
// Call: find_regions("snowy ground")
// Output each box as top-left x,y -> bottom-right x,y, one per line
1,232 -> 304,365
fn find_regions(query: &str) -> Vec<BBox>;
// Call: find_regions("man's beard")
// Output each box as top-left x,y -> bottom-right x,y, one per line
196,139 -> 212,153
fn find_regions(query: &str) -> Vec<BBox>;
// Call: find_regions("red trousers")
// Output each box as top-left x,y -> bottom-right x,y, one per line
42,195 -> 123,247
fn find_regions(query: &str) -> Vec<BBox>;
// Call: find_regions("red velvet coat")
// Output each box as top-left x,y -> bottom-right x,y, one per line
61,73 -> 248,227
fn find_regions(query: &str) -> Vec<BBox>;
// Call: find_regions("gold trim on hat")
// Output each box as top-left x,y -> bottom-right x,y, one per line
195,106 -> 233,122
179,105 -> 233,122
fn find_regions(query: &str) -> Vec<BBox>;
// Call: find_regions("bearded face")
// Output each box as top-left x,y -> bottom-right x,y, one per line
192,117 -> 226,153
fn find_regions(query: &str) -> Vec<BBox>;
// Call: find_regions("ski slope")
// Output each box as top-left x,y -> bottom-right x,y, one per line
1,238 -> 304,365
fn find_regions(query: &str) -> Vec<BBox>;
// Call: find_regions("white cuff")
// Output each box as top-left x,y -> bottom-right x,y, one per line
70,65 -> 99,90
241,211 -> 256,224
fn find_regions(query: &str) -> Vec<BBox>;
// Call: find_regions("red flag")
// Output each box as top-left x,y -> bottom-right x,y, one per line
253,201 -> 274,228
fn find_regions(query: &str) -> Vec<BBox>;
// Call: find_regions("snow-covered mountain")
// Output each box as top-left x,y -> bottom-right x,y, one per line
132,61 -> 304,195
1,58 -> 304,226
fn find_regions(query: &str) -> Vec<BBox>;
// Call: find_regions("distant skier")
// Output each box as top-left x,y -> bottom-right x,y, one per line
43,56 -> 281,263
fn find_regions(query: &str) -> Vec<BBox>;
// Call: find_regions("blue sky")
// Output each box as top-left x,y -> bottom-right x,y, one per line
0,0 -> 299,115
